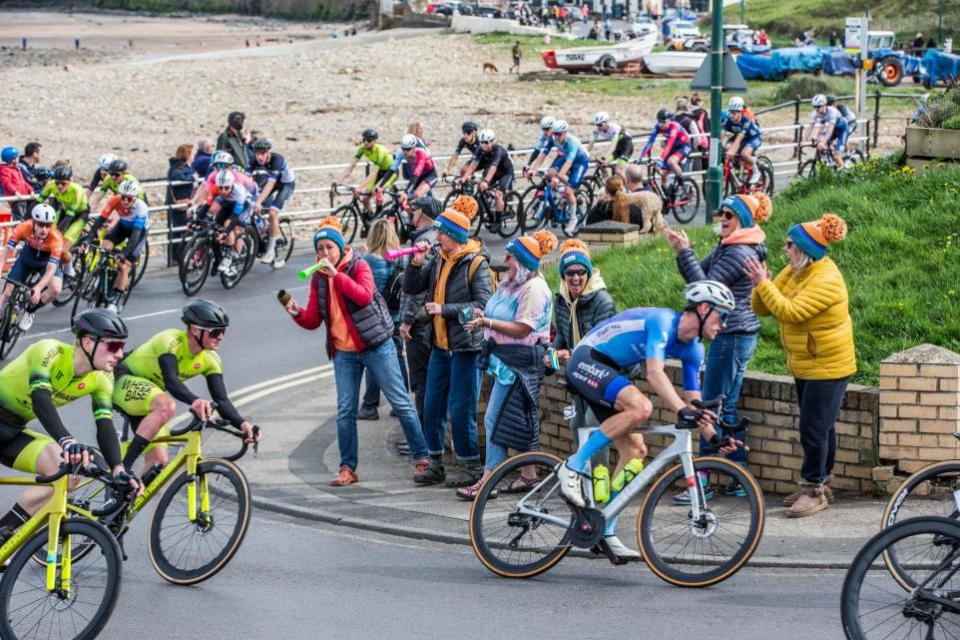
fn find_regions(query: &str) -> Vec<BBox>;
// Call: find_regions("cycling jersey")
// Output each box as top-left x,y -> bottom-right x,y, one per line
117,329 -> 222,389
641,121 -> 692,161
251,152 -> 295,185
100,195 -> 151,230
544,134 -> 590,166
212,183 -> 257,219
472,144 -> 515,183
390,148 -> 436,176
811,106 -> 847,131
98,173 -> 144,198
592,122 -> 624,144
723,116 -> 763,143
0,340 -> 114,426
593,122 -> 634,163
455,136 -> 480,157
354,143 -> 394,172
534,131 -> 553,154
37,181 -> 89,216
203,167 -> 257,194
6,220 -> 64,266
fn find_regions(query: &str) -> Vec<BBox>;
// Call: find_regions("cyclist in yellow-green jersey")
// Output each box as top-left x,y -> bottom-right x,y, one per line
36,165 -> 90,279
331,129 -> 397,216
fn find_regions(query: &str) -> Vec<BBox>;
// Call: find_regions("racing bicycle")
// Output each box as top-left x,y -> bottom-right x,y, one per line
721,151 -> 775,197
519,173 -> 591,237
71,244 -> 140,320
644,160 -> 702,224
249,208 -> 295,269
799,142 -> 866,178
443,176 -> 523,238
177,216 -> 256,296
0,274 -> 40,360
469,395 -> 765,587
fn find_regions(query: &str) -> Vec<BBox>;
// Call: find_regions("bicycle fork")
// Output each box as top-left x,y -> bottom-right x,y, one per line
45,477 -> 71,597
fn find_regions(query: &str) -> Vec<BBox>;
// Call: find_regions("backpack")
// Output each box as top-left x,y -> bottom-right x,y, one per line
384,262 -> 405,314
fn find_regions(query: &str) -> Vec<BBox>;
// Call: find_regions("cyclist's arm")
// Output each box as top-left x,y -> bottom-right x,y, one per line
482,163 -> 497,184
644,358 -> 687,413
204,373 -> 245,428
444,151 -> 461,176
335,158 -> 359,184
35,260 -> 60,292
157,353 -> 200,405
461,159 -> 478,179
557,157 -> 574,181
94,416 -> 123,469
30,388 -> 72,442
256,178 -> 277,206
639,129 -> 658,158
121,227 -> 145,261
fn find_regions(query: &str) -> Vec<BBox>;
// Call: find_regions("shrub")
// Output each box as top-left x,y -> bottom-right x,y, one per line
769,75 -> 851,105
918,86 -> 960,129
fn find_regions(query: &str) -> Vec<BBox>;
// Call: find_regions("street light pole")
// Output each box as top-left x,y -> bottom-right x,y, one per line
740,0 -> 745,25
706,0 -> 724,221
939,0 -> 944,45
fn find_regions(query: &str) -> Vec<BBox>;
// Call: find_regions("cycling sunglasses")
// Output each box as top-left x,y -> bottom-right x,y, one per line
120,195 -> 137,204
109,172 -> 124,178
55,180 -> 69,187
202,328 -> 226,339
33,221 -> 52,229
101,340 -> 125,354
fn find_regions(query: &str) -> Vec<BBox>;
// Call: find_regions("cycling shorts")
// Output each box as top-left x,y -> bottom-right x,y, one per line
611,137 -> 634,163
565,346 -> 633,423
666,143 -> 692,164
262,181 -> 296,212
55,208 -> 89,237
113,395 -> 172,457
552,157 -> 590,188
829,126 -> 850,150
403,167 -> 438,193
104,224 -> 147,261
214,205 -> 252,229
62,217 -> 88,245
364,168 -> 397,192
0,420 -> 54,474
737,137 -> 763,152
490,173 -> 514,193
8,249 -> 62,284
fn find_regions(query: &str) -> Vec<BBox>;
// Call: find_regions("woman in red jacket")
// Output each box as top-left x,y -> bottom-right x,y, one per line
282,217 -> 430,487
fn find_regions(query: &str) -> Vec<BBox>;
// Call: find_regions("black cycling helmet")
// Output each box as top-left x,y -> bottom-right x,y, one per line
33,166 -> 53,182
252,138 -> 272,151
182,299 -> 230,329
107,158 -> 128,175
410,195 -> 442,219
52,166 -> 73,182
361,128 -> 379,142
461,121 -> 479,134
656,109 -> 674,123
826,95 -> 837,106
73,309 -> 129,340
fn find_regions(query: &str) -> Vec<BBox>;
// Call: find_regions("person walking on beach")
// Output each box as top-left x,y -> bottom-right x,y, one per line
509,41 -> 522,74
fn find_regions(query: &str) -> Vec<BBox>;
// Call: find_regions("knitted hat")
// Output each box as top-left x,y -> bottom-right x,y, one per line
557,239 -> 593,278
433,195 -> 478,243
507,230 -> 558,272
312,216 -> 345,251
787,213 -> 847,261
720,193 -> 772,229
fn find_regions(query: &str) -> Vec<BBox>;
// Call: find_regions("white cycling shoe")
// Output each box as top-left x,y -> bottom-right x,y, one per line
563,214 -> 579,235
217,257 -> 233,274
260,249 -> 276,264
604,535 -> 641,562
17,312 -> 34,332
556,461 -> 585,508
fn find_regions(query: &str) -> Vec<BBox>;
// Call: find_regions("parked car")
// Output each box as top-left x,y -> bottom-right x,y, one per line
476,5 -> 504,18
629,16 -> 657,39
669,20 -> 701,41
426,2 -> 453,14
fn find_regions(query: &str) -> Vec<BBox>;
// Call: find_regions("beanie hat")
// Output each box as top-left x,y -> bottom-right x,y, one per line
557,239 -> 593,278
507,230 -> 558,272
434,195 -> 478,244
787,213 -> 847,261
313,216 -> 345,251
720,193 -> 772,229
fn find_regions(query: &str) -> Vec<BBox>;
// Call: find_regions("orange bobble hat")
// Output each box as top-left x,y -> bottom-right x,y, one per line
313,216 -> 346,251
506,230 -> 559,271
787,213 -> 847,261
433,195 -> 479,243
557,239 -> 593,278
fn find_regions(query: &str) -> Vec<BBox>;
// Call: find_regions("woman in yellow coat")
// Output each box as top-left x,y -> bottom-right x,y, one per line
744,214 -> 855,518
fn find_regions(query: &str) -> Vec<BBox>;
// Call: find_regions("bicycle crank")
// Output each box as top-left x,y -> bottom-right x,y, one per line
568,508 -> 606,549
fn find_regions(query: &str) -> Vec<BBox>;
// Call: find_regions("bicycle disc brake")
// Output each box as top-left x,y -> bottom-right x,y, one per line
568,507 -> 606,549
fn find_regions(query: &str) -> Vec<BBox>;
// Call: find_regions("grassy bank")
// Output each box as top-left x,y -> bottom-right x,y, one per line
547,155 -> 960,385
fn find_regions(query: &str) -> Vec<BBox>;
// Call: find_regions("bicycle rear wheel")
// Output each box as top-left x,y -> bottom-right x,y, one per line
669,176 -> 701,224
496,191 -> 524,238
842,517 -> 960,639
219,229 -> 255,289
638,457 -> 764,587
148,458 -> 251,585
469,452 -> 573,579
131,239 -> 149,287
71,261 -> 103,321
275,217 -> 296,266
0,300 -> 18,360
519,186 -> 547,232
0,519 -> 122,640
334,204 -> 359,244
179,236 -> 211,297
53,255 -> 82,307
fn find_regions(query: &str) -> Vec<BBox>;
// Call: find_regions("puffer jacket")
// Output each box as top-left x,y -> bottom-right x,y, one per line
399,225 -> 439,329
677,226 -> 768,335
751,257 -> 857,380
478,340 -> 547,453
552,272 -> 617,351
403,238 -> 492,352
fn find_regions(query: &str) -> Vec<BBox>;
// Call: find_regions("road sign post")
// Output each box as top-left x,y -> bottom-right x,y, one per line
845,16 -> 869,117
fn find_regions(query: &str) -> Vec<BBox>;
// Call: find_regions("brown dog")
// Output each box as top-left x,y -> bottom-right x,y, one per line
482,61 -> 499,73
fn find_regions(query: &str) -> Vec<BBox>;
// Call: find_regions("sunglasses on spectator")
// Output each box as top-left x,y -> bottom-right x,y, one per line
564,269 -> 588,278
101,340 -> 125,354
784,240 -> 795,249
720,209 -> 736,220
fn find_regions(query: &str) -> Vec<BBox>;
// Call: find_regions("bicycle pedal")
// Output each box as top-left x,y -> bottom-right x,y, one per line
593,539 -> 628,566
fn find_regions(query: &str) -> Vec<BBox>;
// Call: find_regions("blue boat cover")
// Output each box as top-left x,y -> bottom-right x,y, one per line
822,50 -> 857,76
771,46 -> 827,74
921,49 -> 960,84
736,53 -> 781,80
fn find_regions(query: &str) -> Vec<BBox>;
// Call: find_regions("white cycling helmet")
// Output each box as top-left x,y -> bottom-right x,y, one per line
117,180 -> 140,198
684,280 -> 736,312
594,111 -> 609,126
98,153 -> 117,170
31,203 -> 57,224
540,115 -> 556,130
811,94 -> 827,108
728,96 -> 745,112
400,134 -> 418,150
211,151 -> 234,166
215,169 -> 235,189
478,129 -> 495,143
551,119 -> 569,134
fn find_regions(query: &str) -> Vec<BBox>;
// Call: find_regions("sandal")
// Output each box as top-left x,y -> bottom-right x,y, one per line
500,475 -> 541,494
330,466 -> 358,487
456,480 -> 498,502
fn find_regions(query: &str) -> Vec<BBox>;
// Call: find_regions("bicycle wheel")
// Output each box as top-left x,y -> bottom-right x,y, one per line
0,518 -> 122,640
53,255 -> 82,307
334,204 -> 359,244
219,230 -> 255,290
519,186 -> 547,232
148,458 -> 251,585
669,177 -> 701,224
179,236 -> 212,297
800,159 -> 821,179
846,149 -> 866,167
130,239 -> 149,288
496,191 -> 524,238
442,188 -> 464,211
842,517 -> 960,639
0,299 -> 17,360
71,262 -> 103,321
31,481 -> 111,568
240,227 -> 258,277
638,456 -> 764,587
275,217 -> 296,267
469,451 -> 573,579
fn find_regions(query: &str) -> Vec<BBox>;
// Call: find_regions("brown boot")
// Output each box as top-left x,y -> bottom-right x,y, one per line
787,484 -> 829,518
783,484 -> 835,506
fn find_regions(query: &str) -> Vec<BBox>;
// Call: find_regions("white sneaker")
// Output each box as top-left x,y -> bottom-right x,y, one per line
564,213 -> 579,235
604,535 -> 641,562
217,257 -> 233,274
17,312 -> 34,332
555,462 -> 585,508
260,249 -> 276,264
105,302 -> 118,314
63,262 -> 76,279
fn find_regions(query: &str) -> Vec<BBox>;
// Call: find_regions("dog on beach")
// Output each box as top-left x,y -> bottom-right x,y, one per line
482,61 -> 499,73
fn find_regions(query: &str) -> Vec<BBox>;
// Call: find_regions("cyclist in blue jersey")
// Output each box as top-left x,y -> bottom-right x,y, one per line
722,97 -> 763,187
826,96 -> 858,155
522,115 -> 556,174
805,94 -> 849,168
527,120 -> 590,235
557,281 -> 741,560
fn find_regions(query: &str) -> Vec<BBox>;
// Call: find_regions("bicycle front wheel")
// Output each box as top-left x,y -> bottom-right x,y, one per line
519,186 -> 547,232
0,300 -> 18,360
333,204 -> 359,244
638,456 -> 764,587
469,451 -> 573,579
842,517 -> 960,639
275,217 -> 296,267
179,236 -> 211,296
131,240 -> 149,287
148,458 -> 251,585
71,261 -> 103,321
496,191 -> 524,238
0,519 -> 122,640
669,176 -> 701,224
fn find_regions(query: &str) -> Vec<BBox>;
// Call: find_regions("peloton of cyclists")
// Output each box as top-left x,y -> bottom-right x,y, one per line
525,120 -> 590,235
35,165 -> 89,279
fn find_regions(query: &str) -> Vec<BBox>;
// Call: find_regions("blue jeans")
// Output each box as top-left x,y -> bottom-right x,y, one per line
422,348 -> 480,461
361,334 -> 408,410
484,379 -> 513,471
699,332 -> 757,465
332,340 -> 428,470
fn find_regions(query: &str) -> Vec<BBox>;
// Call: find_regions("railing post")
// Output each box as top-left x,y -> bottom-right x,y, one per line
873,90 -> 882,150
795,95 -> 803,174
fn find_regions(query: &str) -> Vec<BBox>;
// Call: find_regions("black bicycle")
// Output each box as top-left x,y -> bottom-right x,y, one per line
177,216 -> 255,296
519,172 -> 592,236
71,243 -> 140,320
644,162 -> 702,225
799,143 -> 866,178
0,275 -> 39,360
249,208 -> 295,269
443,176 -> 523,238
330,185 -> 400,244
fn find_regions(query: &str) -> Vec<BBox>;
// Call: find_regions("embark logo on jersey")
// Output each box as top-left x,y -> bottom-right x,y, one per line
575,361 -> 610,381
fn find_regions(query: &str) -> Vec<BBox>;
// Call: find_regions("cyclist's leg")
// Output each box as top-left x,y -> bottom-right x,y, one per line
0,425 -> 70,522
832,128 -> 848,166
492,174 -> 513,212
114,375 -> 172,471
1,259 -> 25,307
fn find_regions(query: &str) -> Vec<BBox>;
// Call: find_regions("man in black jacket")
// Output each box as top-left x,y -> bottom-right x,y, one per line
216,111 -> 251,171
